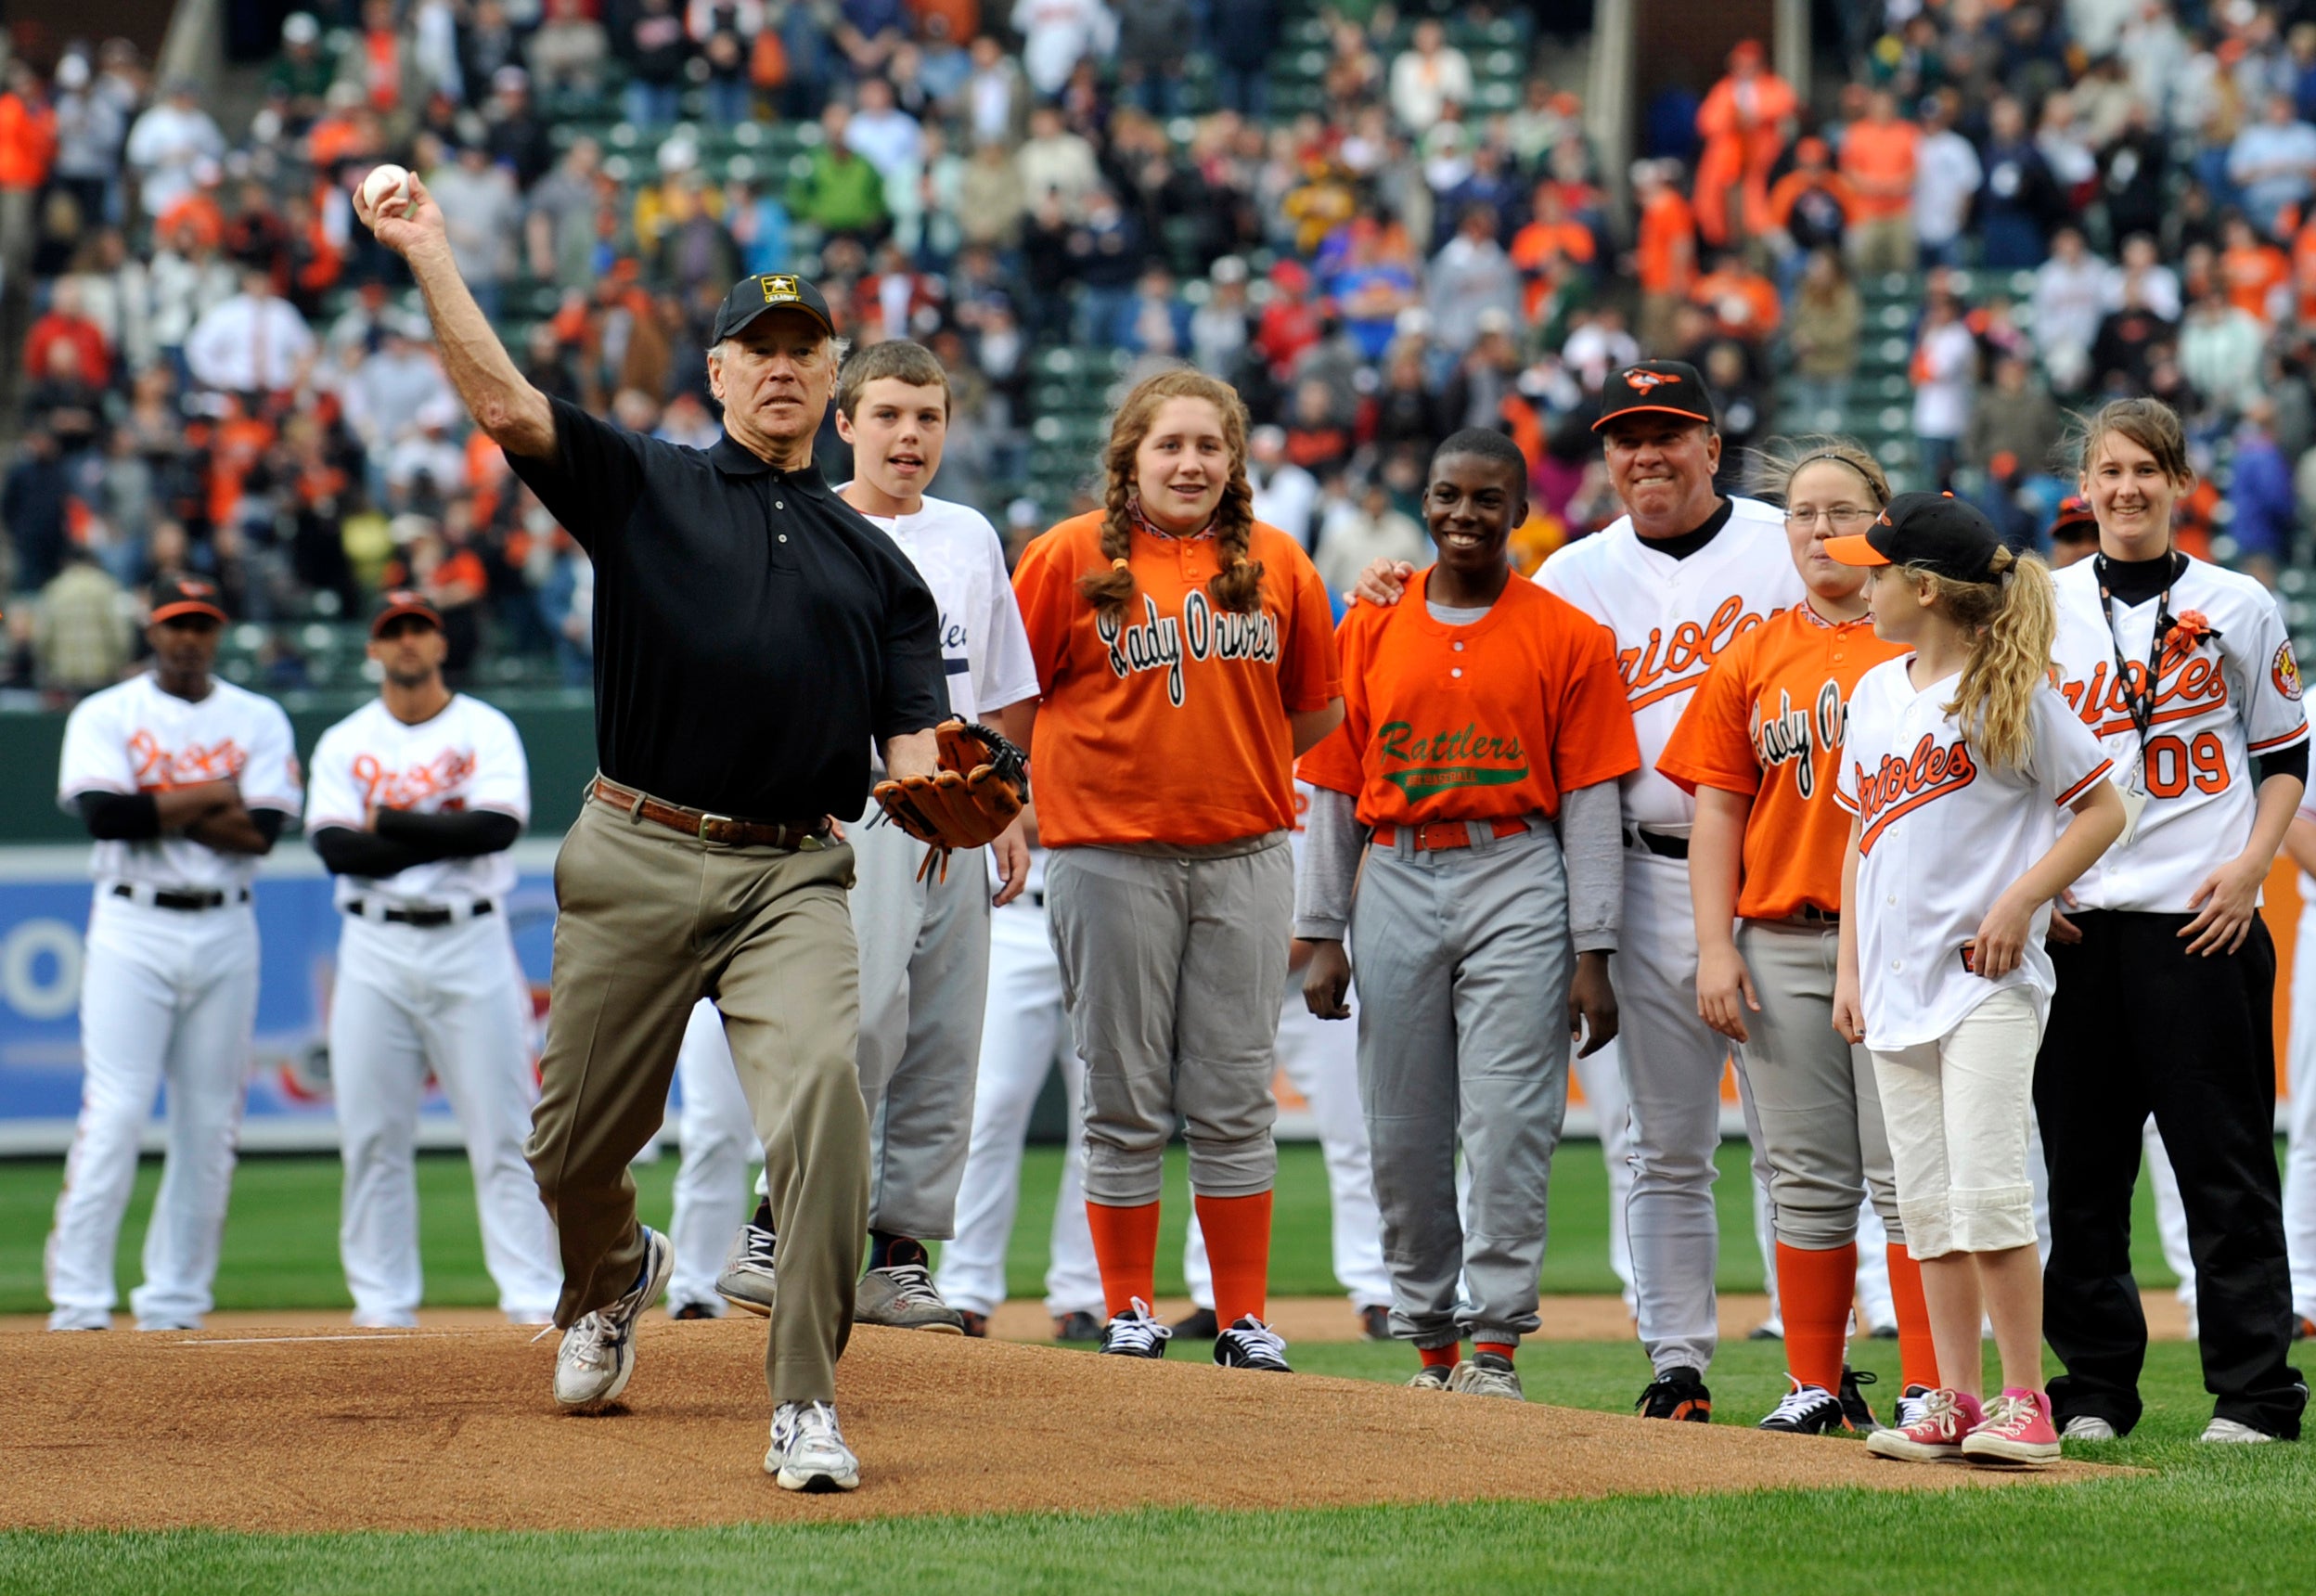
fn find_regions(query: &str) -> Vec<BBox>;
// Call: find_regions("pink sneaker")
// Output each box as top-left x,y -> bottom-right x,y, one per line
1865,1387 -> 1982,1463
1962,1389 -> 2061,1468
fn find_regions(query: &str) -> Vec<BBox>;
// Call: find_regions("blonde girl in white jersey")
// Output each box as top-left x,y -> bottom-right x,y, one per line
1821,494 -> 2127,1469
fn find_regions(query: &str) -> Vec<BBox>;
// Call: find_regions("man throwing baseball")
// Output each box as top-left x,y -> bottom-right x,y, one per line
359,173 -> 947,1492
305,591 -> 561,1329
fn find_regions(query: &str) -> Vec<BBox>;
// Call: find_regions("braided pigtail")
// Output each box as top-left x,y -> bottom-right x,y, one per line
1206,465 -> 1266,613
1075,440 -> 1139,615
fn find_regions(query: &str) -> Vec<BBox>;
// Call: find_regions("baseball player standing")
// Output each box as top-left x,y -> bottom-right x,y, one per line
1657,438 -> 1936,1434
1012,368 -> 1343,1371
304,591 -> 560,1328
1301,429 -> 1636,1396
1825,494 -> 2124,1469
363,165 -> 950,1494
45,574 -> 302,1332
694,340 -> 1039,1331
1356,361 -> 1803,1419
2039,398 -> 2310,1445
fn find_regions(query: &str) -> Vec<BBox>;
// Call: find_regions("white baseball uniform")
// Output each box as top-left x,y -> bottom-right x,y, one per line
305,694 -> 560,1327
45,673 -> 302,1331
2284,812 -> 2316,1327
666,492 -> 1040,1290
1537,496 -> 1803,1375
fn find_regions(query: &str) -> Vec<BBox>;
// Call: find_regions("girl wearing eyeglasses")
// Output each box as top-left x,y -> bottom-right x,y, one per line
1659,438 -> 1937,1435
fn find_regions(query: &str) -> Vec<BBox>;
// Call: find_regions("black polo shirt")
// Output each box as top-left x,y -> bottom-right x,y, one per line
508,398 -> 946,820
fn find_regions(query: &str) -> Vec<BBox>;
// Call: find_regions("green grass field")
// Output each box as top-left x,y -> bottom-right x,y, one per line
6,1146 -> 2289,1595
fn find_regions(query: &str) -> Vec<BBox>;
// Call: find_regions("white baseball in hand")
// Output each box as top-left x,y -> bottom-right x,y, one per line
360,163 -> 413,223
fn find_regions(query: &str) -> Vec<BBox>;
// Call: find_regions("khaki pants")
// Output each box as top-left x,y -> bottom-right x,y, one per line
1848,214 -> 1916,276
527,796 -> 868,1404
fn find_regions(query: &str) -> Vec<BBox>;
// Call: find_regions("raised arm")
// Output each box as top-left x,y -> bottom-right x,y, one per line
357,173 -> 555,457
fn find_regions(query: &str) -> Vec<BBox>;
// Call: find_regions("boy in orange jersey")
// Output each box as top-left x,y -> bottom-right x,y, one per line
1011,369 -> 1344,1372
1657,439 -> 1937,1437
1300,429 -> 1635,1397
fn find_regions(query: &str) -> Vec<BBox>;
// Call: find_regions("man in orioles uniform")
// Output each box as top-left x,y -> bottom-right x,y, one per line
1359,364 -> 1802,1416
1301,429 -> 1636,1397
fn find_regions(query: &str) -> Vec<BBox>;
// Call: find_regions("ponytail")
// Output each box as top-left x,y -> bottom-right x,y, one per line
1912,545 -> 2056,772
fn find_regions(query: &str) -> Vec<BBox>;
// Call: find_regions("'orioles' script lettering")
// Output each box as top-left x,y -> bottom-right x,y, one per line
128,731 -> 247,791
1853,733 -> 1978,856
1754,680 -> 1848,800
1620,596 -> 1771,711
1096,591 -> 1280,708
353,748 -> 480,811
2056,651 -> 2229,738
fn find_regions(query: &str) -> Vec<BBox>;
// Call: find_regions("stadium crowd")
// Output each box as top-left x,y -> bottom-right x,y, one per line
6,0 -> 2316,701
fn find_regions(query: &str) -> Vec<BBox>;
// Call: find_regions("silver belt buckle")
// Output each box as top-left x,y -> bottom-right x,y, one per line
697,811 -> 733,842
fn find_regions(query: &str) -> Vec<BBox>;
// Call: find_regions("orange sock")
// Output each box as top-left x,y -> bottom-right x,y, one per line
1776,1240 -> 1857,1395
1420,1343 -> 1460,1371
1192,1190 -> 1273,1328
1085,1200 -> 1160,1319
1475,1340 -> 1516,1364
1885,1242 -> 1937,1392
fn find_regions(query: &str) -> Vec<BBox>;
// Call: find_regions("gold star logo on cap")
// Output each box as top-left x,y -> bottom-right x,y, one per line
758,275 -> 800,303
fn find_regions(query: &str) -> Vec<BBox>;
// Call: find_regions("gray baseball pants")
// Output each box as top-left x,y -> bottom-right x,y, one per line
1732,920 -> 1904,1249
1351,821 -> 1573,1348
850,816 -> 992,1240
1045,835 -> 1291,1204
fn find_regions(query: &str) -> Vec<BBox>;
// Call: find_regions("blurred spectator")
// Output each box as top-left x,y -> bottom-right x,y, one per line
524,136 -> 603,288
25,280 -> 111,390
2219,213 -> 2289,326
1966,353 -> 2065,480
623,0 -> 694,128
2178,286 -> 2263,418
1389,19 -> 1472,136
2090,276 -> 2174,396
791,106 -> 891,245
1912,91 -> 1980,270
124,80 -> 223,228
185,269 -> 315,396
1630,159 -> 1695,354
1247,424 -> 1317,548
959,138 -> 1026,251
1426,205 -> 1520,354
1210,0 -> 1279,120
0,62 -> 58,314
1065,188 -> 1143,343
3,429 -> 71,593
1786,248 -> 1860,426
1976,95 -> 2063,269
1840,89 -> 1918,273
2108,232 -> 2181,322
1313,477 -> 1427,599
1116,0 -> 1190,118
2227,397 -> 2294,582
1018,103 -> 1101,218
530,0 -> 612,94
1692,40 -> 1795,250
1911,290 -> 1976,490
848,75 -> 923,187
2229,92 -> 2316,239
1764,136 -> 1853,276
1011,0 -> 1116,99
2031,226 -> 2106,393
965,33 -> 1029,148
51,54 -> 125,234
32,547 -> 130,696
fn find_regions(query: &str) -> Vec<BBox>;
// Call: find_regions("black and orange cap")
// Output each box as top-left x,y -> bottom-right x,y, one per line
370,589 -> 444,637
1592,360 -> 1718,432
2048,494 -> 2098,541
149,573 -> 228,625
1825,491 -> 2005,583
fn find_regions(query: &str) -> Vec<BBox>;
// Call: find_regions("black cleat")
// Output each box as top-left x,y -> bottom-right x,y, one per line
1052,1309 -> 1103,1343
1099,1298 -> 1172,1358
1172,1306 -> 1220,1339
1838,1366 -> 1881,1431
1213,1316 -> 1292,1371
1359,1303 -> 1393,1341
1636,1365 -> 1713,1422
1757,1378 -> 1847,1434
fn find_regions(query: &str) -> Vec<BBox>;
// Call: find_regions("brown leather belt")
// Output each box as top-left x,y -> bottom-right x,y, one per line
590,776 -> 830,850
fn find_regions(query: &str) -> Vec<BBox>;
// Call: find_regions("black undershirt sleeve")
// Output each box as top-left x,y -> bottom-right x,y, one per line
310,827 -> 437,878
2257,743 -> 2310,788
373,808 -> 522,856
251,810 -> 288,843
76,792 -> 161,841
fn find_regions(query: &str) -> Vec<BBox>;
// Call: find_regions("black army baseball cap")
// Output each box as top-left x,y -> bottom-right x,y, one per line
149,573 -> 228,625
1826,491 -> 2005,583
711,273 -> 836,343
1591,359 -> 1718,431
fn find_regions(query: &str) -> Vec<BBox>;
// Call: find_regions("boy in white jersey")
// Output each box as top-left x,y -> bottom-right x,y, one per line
682,341 -> 1041,1329
46,575 -> 302,1332
305,592 -> 561,1328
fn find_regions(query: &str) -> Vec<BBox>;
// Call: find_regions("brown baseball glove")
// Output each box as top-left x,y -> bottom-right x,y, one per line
871,719 -> 1029,879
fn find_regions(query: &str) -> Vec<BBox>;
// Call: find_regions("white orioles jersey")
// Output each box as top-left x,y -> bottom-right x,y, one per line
2052,555 -> 2310,913
304,694 -> 530,909
57,673 -> 302,893
1833,660 -> 2114,1051
847,491 -> 1041,740
1538,496 -> 1804,832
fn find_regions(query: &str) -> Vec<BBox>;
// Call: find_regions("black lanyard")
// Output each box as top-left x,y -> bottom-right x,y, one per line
2092,551 -> 2181,791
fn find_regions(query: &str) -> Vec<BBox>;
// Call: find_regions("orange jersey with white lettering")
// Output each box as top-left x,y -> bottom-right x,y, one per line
1537,496 -> 1804,830
1297,568 -> 1639,825
1658,602 -> 1903,919
1014,511 -> 1341,847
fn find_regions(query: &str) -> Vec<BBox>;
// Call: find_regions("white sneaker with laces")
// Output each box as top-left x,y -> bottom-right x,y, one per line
716,1222 -> 778,1317
2199,1417 -> 2277,1444
1893,1384 -> 1934,1432
556,1227 -> 673,1408
1408,1364 -> 1453,1391
766,1400 -> 860,1491
1448,1352 -> 1523,1399
853,1241 -> 965,1332
2061,1415 -> 2118,1441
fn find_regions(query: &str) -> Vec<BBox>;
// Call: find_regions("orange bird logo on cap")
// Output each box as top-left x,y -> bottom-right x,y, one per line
1624,370 -> 1673,393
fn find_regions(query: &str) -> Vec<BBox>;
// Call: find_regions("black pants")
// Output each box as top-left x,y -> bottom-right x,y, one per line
2036,909 -> 2306,1437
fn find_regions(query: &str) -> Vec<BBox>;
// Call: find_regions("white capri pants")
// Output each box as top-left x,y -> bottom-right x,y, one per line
1871,986 -> 2043,1260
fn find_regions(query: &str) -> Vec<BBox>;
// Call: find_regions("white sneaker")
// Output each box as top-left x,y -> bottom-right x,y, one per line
2061,1415 -> 2118,1441
1448,1351 -> 1524,1399
556,1227 -> 672,1409
766,1400 -> 860,1491
2199,1417 -> 2277,1443
1407,1364 -> 1453,1391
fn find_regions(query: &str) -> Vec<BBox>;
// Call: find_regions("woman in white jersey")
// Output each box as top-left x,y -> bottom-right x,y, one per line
1821,494 -> 2126,1470
2039,398 -> 2310,1445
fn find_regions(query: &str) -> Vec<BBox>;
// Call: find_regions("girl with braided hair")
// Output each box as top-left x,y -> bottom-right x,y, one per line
1011,368 -> 1344,1371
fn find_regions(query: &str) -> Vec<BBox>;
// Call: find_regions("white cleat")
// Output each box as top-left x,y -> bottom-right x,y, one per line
555,1227 -> 672,1409
766,1400 -> 861,1491
2061,1415 -> 2118,1441
2199,1417 -> 2278,1444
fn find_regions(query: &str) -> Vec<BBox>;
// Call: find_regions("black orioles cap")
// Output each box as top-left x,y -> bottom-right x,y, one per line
1825,491 -> 2006,584
1591,360 -> 1717,432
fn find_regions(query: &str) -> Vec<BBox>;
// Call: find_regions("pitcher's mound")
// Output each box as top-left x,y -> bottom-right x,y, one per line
3,1320 -> 2104,1531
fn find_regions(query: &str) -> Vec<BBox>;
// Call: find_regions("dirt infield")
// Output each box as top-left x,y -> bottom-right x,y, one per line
3,1320 -> 2107,1532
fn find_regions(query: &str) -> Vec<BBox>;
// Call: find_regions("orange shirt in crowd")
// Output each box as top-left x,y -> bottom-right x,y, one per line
1656,601 -> 1904,919
1691,264 -> 1782,336
2296,222 -> 2316,322
1013,510 -> 1341,848
1838,119 -> 1919,221
1636,187 -> 1697,296
1298,568 -> 1639,828
2220,240 -> 2290,322
1767,167 -> 1857,231
1510,218 -> 1596,319
0,91 -> 57,189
